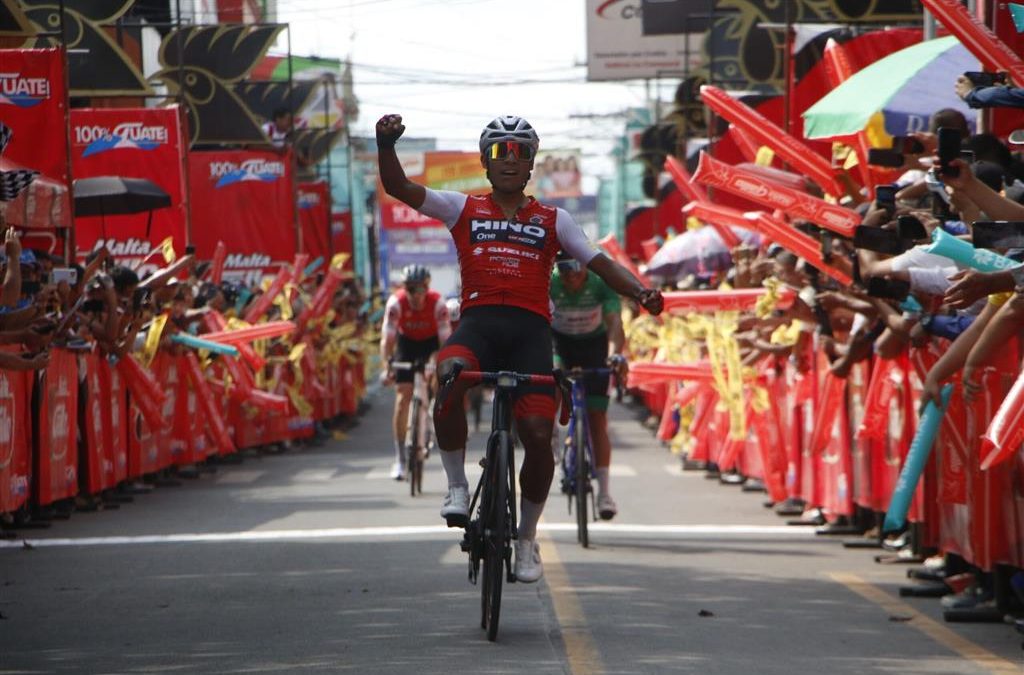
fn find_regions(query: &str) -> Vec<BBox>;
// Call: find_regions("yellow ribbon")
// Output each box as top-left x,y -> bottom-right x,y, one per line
139,313 -> 168,367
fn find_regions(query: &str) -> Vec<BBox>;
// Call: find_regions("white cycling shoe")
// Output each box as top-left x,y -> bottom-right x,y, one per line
440,484 -> 470,528
390,461 -> 405,481
597,493 -> 618,521
514,538 -> 543,583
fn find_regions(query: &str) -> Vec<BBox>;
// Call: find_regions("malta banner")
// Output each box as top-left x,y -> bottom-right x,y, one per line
298,181 -> 331,261
189,149 -> 297,285
72,106 -> 188,272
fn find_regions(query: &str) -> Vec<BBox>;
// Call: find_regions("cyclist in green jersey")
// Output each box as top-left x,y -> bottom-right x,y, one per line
550,253 -> 627,519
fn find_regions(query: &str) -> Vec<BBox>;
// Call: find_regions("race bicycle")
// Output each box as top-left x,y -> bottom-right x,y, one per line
557,365 -> 623,548
391,359 -> 435,497
441,363 -> 558,642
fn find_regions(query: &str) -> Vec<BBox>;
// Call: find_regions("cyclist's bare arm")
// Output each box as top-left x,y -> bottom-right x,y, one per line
380,294 -> 400,364
605,310 -> 625,356
377,114 -> 426,209
435,295 -> 452,344
588,254 -> 663,315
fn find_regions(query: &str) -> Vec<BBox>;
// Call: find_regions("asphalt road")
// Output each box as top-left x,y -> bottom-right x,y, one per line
2,387 -> 1022,674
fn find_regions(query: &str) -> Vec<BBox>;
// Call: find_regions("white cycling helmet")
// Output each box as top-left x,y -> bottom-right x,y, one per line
479,116 -> 540,155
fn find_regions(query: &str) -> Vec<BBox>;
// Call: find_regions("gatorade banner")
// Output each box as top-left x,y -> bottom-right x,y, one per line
298,181 -> 331,261
71,107 -> 188,272
34,349 -> 79,507
693,153 -> 858,237
189,149 -> 297,286
0,366 -> 31,514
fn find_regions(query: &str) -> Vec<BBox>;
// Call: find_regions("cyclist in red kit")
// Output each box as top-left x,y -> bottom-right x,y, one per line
380,264 -> 451,479
377,113 -> 662,582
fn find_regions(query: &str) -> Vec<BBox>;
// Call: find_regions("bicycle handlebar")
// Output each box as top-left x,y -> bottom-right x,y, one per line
455,369 -> 556,388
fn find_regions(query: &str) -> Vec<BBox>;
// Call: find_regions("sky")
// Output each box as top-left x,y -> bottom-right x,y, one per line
273,0 -> 678,190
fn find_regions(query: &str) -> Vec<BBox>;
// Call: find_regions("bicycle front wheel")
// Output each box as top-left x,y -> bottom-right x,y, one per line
481,431 -> 509,641
573,418 -> 589,548
407,397 -> 422,497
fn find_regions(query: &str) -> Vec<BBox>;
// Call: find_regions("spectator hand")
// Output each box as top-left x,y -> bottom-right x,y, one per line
4,227 -> 20,260
919,375 -> 942,416
944,269 -> 995,309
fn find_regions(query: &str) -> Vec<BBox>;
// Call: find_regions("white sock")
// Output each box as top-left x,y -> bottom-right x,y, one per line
441,449 -> 467,488
519,498 -> 545,541
596,467 -> 610,497
394,439 -> 404,464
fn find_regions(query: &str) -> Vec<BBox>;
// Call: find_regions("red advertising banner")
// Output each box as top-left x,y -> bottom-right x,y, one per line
0,49 -> 68,184
298,181 -> 331,261
189,149 -> 297,285
378,151 -> 488,230
0,365 -> 31,514
332,211 -> 353,260
0,48 -> 71,229
71,106 -> 188,271
34,349 -> 79,506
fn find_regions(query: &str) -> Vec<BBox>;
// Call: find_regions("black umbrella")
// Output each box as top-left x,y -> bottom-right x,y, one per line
73,176 -> 171,217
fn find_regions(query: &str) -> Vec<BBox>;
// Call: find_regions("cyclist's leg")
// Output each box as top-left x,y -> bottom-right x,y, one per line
393,382 -> 414,470
434,309 -> 496,494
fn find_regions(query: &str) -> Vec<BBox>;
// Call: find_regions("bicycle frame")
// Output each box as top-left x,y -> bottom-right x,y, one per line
560,367 -> 611,495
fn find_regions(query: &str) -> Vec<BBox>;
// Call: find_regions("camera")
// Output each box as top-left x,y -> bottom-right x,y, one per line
49,267 -> 77,286
867,148 -> 904,168
890,135 -> 925,155
896,215 -> 928,241
875,184 -> 897,214
937,127 -> 961,178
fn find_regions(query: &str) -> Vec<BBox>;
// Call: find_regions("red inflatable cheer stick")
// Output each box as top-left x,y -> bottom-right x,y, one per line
809,371 -> 846,455
208,241 -> 227,285
117,354 -> 168,431
597,234 -> 650,286
243,266 -> 293,324
692,152 -> 859,237
294,268 -> 345,336
202,320 -> 297,345
205,310 -> 265,372
921,0 -> 1024,85
741,212 -> 853,285
823,38 -> 875,196
662,287 -> 796,314
626,362 -> 715,388
183,352 -> 236,455
728,127 -> 760,163
699,85 -> 845,197
681,201 -> 754,233
664,156 -> 742,248
979,369 -> 1024,470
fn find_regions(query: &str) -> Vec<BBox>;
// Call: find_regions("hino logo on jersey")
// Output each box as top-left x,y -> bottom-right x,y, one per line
470,219 -> 546,250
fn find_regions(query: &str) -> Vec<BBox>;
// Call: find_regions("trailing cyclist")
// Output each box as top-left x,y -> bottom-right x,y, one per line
376,113 -> 663,583
550,252 -> 628,520
379,265 -> 451,480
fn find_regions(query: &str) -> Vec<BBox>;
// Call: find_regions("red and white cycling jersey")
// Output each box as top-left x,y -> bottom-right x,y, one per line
382,288 -> 451,342
418,190 -> 598,320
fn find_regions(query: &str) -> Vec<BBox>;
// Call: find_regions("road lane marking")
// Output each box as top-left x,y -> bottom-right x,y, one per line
0,524 -> 816,549
292,469 -> 337,482
540,533 -> 605,675
609,465 -> 636,477
214,470 -> 266,485
662,463 -> 704,477
828,572 -> 1021,675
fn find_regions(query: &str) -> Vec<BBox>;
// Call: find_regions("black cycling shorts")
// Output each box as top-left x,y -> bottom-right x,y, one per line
552,331 -> 610,408
437,306 -> 554,417
394,334 -> 440,384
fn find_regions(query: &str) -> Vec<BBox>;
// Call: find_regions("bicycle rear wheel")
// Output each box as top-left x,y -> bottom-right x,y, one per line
573,419 -> 589,548
481,431 -> 509,641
